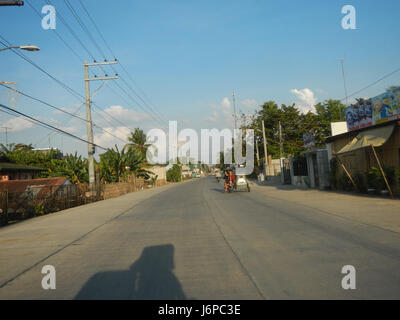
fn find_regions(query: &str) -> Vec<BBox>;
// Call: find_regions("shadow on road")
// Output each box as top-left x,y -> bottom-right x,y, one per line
75,244 -> 186,300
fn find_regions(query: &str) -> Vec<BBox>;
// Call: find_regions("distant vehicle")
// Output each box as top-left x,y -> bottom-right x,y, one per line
196,173 -> 201,178
235,174 -> 250,192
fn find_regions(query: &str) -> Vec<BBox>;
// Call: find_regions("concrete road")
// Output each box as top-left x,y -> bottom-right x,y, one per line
0,177 -> 400,299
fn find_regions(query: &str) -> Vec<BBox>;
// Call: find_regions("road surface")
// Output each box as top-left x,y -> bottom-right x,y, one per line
1,177 -> 400,299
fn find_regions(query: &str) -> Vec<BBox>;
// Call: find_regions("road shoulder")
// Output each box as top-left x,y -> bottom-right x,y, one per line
249,180 -> 400,234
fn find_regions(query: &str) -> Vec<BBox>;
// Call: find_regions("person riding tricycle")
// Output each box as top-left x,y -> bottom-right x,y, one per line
224,168 -> 235,193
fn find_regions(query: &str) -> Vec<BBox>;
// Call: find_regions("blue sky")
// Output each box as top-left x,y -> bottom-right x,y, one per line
1,0 -> 400,156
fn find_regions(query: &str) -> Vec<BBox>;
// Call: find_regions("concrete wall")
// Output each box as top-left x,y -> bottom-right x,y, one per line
289,149 -> 330,190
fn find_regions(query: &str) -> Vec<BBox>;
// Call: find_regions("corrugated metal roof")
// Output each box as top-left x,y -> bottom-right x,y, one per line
0,177 -> 69,193
0,162 -> 45,172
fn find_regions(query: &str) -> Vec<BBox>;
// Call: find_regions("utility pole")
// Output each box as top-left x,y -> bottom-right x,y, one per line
84,60 -> 118,191
261,120 -> 268,178
339,58 -> 348,106
0,1 -> 24,6
232,91 -> 237,130
279,120 -> 283,159
255,138 -> 260,167
1,127 -> 11,145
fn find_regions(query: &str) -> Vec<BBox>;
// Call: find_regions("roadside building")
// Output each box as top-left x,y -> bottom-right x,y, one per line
289,149 -> 330,189
0,177 -> 74,196
0,162 -> 45,181
148,165 -> 167,185
326,120 -> 400,195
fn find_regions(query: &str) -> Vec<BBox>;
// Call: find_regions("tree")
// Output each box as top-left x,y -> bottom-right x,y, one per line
166,164 -> 182,182
127,128 -> 150,157
99,144 -> 151,183
47,153 -> 89,183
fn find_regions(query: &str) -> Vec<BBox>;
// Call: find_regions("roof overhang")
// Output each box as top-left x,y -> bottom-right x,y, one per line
336,124 -> 395,154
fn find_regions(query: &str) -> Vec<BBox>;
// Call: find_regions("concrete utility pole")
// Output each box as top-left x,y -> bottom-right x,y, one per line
279,120 -> 283,159
84,60 -> 118,190
232,91 -> 237,130
255,139 -> 260,167
339,58 -> 348,105
1,127 -> 11,145
0,1 -> 24,6
261,120 -> 268,178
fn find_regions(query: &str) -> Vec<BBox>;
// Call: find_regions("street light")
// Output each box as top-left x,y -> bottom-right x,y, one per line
0,45 -> 40,52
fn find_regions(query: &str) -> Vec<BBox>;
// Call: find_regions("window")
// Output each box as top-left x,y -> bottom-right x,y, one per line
293,156 -> 308,176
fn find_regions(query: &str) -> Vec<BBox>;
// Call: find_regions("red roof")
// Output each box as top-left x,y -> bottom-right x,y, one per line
0,177 -> 69,193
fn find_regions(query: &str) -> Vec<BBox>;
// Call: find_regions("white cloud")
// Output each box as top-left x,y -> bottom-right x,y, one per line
205,97 -> 233,125
240,99 -> 258,109
221,97 -> 232,117
93,126 -> 131,150
96,105 -> 151,126
205,110 -> 219,122
2,116 -> 35,132
291,88 -> 317,113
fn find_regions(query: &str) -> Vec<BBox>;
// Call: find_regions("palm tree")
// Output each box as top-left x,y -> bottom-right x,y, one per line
127,128 -> 150,156
99,145 -> 152,183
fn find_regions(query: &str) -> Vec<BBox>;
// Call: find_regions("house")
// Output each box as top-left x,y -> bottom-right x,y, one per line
326,119 -> 400,194
0,177 -> 74,196
0,162 -> 46,181
0,177 -> 77,220
148,165 -> 167,185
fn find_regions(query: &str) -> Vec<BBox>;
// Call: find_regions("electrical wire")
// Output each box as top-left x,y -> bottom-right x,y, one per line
0,103 -> 107,150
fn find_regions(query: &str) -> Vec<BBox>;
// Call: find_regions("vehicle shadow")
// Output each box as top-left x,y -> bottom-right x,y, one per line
75,244 -> 187,300
211,188 -> 226,193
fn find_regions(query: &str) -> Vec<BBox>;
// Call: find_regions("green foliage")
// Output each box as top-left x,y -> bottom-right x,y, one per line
1,143 -> 61,174
99,144 -> 151,183
48,153 -> 89,183
337,173 -> 353,191
243,99 -> 346,160
34,203 -> 46,216
329,158 -> 339,189
366,166 -> 398,192
353,173 -> 367,193
167,164 -> 182,182
0,144 -> 88,183
127,128 -> 150,157
151,175 -> 158,186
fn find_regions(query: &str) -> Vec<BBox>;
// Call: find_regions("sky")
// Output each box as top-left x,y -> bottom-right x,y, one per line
0,0 -> 400,159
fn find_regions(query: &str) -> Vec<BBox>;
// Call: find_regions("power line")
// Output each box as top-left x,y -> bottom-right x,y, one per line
76,0 -> 167,122
341,66 -> 400,102
0,34 -> 138,136
62,0 -> 107,60
0,83 -> 130,146
28,1 -> 163,129
0,36 -> 85,101
0,103 -> 108,150
43,0 -> 96,61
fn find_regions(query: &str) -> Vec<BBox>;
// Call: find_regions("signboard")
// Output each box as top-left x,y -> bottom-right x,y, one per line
344,99 -> 373,131
302,132 -> 315,149
345,87 -> 400,131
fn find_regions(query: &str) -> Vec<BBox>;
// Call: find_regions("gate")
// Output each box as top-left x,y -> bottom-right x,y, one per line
282,159 -> 291,184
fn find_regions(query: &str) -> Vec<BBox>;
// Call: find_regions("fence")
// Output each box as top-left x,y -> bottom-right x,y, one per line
0,184 -> 103,226
0,177 -> 168,226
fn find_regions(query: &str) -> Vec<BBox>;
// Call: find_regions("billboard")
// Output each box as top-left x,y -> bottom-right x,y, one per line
345,87 -> 400,131
302,132 -> 315,149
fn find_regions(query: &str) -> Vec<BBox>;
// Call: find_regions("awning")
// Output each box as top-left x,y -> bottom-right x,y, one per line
336,124 -> 395,154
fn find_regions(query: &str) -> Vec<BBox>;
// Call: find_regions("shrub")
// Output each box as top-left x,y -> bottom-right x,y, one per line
366,167 -> 385,192
167,165 -> 182,182
337,173 -> 353,191
34,203 -> 46,216
366,166 -> 397,193
353,173 -> 367,193
329,158 -> 339,189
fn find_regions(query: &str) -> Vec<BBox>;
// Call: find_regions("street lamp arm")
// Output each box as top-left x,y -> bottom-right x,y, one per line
0,45 -> 40,52
0,46 -> 19,52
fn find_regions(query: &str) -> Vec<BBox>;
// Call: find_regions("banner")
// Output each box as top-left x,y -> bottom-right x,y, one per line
345,87 -> 400,131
